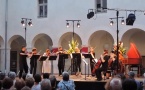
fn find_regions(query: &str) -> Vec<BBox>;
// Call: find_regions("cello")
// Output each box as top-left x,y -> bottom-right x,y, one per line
92,58 -> 101,74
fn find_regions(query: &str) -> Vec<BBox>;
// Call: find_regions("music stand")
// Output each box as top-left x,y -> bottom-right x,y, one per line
83,54 -> 92,76
48,55 -> 57,75
39,56 -> 48,73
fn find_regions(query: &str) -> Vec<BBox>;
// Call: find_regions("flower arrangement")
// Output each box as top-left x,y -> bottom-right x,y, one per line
67,38 -> 79,54
113,41 -> 126,55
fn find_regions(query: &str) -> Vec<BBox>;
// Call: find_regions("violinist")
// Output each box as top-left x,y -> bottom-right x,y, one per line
56,46 -> 65,76
95,50 -> 110,81
30,48 -> 39,76
42,49 -> 51,73
19,45 -> 28,78
89,47 -> 95,76
74,47 -> 82,76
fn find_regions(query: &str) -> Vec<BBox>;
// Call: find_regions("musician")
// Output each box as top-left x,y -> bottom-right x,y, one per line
19,45 -> 28,78
95,50 -> 110,81
56,47 -> 65,76
42,49 -> 51,73
89,47 -> 95,76
30,48 -> 39,76
74,47 -> 82,76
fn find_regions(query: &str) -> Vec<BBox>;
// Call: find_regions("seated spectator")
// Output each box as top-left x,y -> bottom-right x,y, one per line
25,77 -> 34,89
57,71 -> 75,90
2,77 -> 13,90
21,86 -> 31,90
26,74 -> 33,79
41,79 -> 51,90
15,79 -> 25,90
0,80 -> 2,90
122,78 -> 137,90
0,72 -> 5,80
127,71 -> 141,90
31,74 -> 41,90
43,73 -> 50,79
110,77 -> 122,90
8,71 -> 16,89
50,76 -> 57,90
22,73 -> 27,81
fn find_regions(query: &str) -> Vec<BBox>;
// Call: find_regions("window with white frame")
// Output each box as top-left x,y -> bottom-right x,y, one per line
95,0 -> 107,13
38,0 -> 47,18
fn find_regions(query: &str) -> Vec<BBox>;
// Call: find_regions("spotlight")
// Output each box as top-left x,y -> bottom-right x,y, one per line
121,19 -> 125,25
87,11 -> 94,19
126,13 -> 136,25
77,22 -> 80,28
21,19 -> 25,26
66,22 -> 69,28
110,20 -> 113,26
28,20 -> 33,26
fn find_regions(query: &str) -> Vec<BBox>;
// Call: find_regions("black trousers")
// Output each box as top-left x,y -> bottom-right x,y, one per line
30,60 -> 37,76
58,59 -> 65,75
96,67 -> 106,80
19,62 -> 28,78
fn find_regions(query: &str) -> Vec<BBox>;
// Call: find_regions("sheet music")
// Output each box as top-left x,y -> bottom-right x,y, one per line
82,59 -> 88,65
70,53 -> 73,59
94,58 -> 98,63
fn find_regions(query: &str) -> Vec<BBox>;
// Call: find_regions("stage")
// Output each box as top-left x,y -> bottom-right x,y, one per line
55,75 -> 144,90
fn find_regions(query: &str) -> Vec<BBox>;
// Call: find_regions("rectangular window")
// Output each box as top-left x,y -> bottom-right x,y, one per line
38,0 -> 47,18
95,0 -> 107,13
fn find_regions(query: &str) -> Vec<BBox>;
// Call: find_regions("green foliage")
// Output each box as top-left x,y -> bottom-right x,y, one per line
67,38 -> 79,54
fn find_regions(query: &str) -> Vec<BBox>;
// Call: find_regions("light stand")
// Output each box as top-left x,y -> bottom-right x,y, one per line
109,11 -> 124,72
21,18 -> 32,45
66,20 -> 81,75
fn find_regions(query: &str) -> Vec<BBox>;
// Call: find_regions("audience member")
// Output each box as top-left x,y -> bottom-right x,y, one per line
0,72 -> 5,80
21,86 -> 31,90
31,74 -> 41,90
50,76 -> 57,90
41,79 -> 51,90
15,79 -> 25,90
57,71 -> 75,90
122,78 -> 137,90
2,77 -> 13,90
25,77 -> 34,89
43,73 -> 50,79
127,71 -> 141,90
110,77 -> 122,90
22,73 -> 27,81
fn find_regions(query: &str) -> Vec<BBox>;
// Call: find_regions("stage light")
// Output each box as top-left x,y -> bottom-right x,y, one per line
121,19 -> 125,25
21,19 -> 25,26
77,22 -> 80,28
66,22 -> 69,28
110,20 -> 113,26
87,11 -> 94,19
28,20 -> 33,26
126,13 -> 136,25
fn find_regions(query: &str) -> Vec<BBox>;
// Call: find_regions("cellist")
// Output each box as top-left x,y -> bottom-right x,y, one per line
95,50 -> 110,81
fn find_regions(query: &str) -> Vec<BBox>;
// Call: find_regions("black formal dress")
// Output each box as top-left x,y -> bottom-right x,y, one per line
58,52 -> 65,76
73,53 -> 81,73
96,55 -> 110,81
19,50 -> 28,78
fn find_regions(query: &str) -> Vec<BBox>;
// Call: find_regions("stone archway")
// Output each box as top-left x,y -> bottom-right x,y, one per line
59,32 -> 82,50
88,30 -> 114,58
121,28 -> 145,55
8,35 -> 26,73
32,33 -> 53,74
0,36 -> 4,71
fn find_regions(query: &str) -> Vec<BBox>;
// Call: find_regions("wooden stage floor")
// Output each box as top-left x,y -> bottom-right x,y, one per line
55,75 -> 144,82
